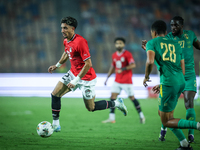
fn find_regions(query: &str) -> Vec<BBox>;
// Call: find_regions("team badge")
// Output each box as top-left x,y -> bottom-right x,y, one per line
121,57 -> 125,62
85,89 -> 91,97
184,34 -> 189,39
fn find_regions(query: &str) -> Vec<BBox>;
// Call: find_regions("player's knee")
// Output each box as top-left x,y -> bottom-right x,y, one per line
51,92 -> 60,97
86,105 -> 95,112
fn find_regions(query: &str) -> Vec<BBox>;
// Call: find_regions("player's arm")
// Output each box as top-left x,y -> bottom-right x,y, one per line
48,51 -> 69,74
193,40 -> 200,50
117,63 -> 136,73
181,59 -> 185,75
104,65 -> 115,85
67,58 -> 92,88
143,50 -> 155,87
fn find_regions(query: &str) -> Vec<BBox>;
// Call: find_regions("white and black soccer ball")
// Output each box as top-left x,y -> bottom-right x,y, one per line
36,121 -> 53,138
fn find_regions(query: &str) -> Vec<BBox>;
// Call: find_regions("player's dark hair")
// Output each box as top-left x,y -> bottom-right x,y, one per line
61,16 -> 78,29
114,37 -> 126,44
151,20 -> 167,35
172,16 -> 184,25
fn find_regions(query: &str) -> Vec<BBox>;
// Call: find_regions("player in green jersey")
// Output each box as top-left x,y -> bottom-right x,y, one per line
142,16 -> 200,143
159,16 -> 200,143
143,20 -> 200,150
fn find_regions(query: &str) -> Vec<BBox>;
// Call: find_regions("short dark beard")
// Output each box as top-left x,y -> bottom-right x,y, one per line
172,29 -> 182,36
116,48 -> 123,52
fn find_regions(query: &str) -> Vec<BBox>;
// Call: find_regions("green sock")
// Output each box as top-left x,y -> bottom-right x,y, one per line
186,108 -> 196,135
169,128 -> 186,141
161,124 -> 167,130
178,119 -> 197,129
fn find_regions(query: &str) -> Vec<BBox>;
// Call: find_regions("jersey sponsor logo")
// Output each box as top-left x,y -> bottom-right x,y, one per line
84,53 -> 88,56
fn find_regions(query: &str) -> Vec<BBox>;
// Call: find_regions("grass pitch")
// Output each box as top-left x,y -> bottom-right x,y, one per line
0,97 -> 200,150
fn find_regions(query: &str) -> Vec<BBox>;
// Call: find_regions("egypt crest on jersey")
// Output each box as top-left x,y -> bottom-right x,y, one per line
112,49 -> 135,84
63,34 -> 96,81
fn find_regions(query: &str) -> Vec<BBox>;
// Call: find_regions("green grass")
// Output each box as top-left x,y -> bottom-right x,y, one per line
0,97 -> 200,150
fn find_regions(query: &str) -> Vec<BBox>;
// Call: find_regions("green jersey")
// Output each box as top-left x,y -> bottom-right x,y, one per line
146,36 -> 185,86
166,30 -> 197,74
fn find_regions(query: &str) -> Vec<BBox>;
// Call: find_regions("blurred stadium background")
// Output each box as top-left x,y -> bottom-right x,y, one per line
0,0 -> 200,98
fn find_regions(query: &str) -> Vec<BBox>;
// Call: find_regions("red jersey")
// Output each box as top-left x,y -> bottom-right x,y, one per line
63,34 -> 96,81
112,49 -> 135,84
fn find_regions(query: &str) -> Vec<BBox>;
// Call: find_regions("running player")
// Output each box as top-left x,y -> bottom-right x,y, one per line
144,20 -> 200,150
102,37 -> 145,124
142,16 -> 200,143
48,16 -> 128,132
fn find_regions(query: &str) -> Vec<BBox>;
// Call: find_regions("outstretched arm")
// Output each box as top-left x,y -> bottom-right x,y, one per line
193,40 -> 200,50
143,51 -> 155,87
104,65 -> 115,85
48,52 -> 69,73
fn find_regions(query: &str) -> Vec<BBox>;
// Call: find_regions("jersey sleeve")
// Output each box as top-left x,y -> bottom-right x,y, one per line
126,51 -> 135,64
77,38 -> 91,61
146,39 -> 155,52
111,54 -> 116,67
190,30 -> 197,43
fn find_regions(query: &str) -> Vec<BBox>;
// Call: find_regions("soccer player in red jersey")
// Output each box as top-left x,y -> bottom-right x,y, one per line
102,37 -> 145,124
48,17 -> 128,132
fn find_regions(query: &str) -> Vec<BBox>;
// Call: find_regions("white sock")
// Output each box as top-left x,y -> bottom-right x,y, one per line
161,127 -> 167,131
109,113 -> 115,121
180,139 -> 189,147
139,112 -> 144,118
114,100 -> 120,107
53,119 -> 60,126
197,122 -> 200,130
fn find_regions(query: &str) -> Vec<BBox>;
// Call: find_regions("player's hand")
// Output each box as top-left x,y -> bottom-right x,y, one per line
141,40 -> 147,50
152,84 -> 160,94
143,76 -> 151,87
104,79 -> 108,86
117,69 -> 122,74
48,65 -> 57,74
67,83 -> 75,88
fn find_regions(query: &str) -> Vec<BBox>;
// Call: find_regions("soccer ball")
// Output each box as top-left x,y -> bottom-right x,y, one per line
36,121 -> 53,138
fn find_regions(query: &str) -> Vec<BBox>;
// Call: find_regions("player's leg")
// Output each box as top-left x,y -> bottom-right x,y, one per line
159,110 -> 196,150
158,84 -> 198,146
51,72 -> 75,132
82,87 -> 121,112
102,93 -> 119,123
128,94 -> 145,124
102,81 -> 121,123
81,82 -> 116,112
80,80 -> 127,116
158,110 -> 167,141
183,90 -> 196,143
51,81 -> 71,131
183,74 -> 197,143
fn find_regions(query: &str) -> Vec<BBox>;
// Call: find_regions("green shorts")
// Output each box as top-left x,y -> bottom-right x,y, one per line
183,71 -> 197,92
158,83 -> 185,112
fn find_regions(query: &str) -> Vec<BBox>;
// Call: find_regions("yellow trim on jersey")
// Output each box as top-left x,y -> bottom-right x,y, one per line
160,84 -> 163,97
147,50 -> 155,53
